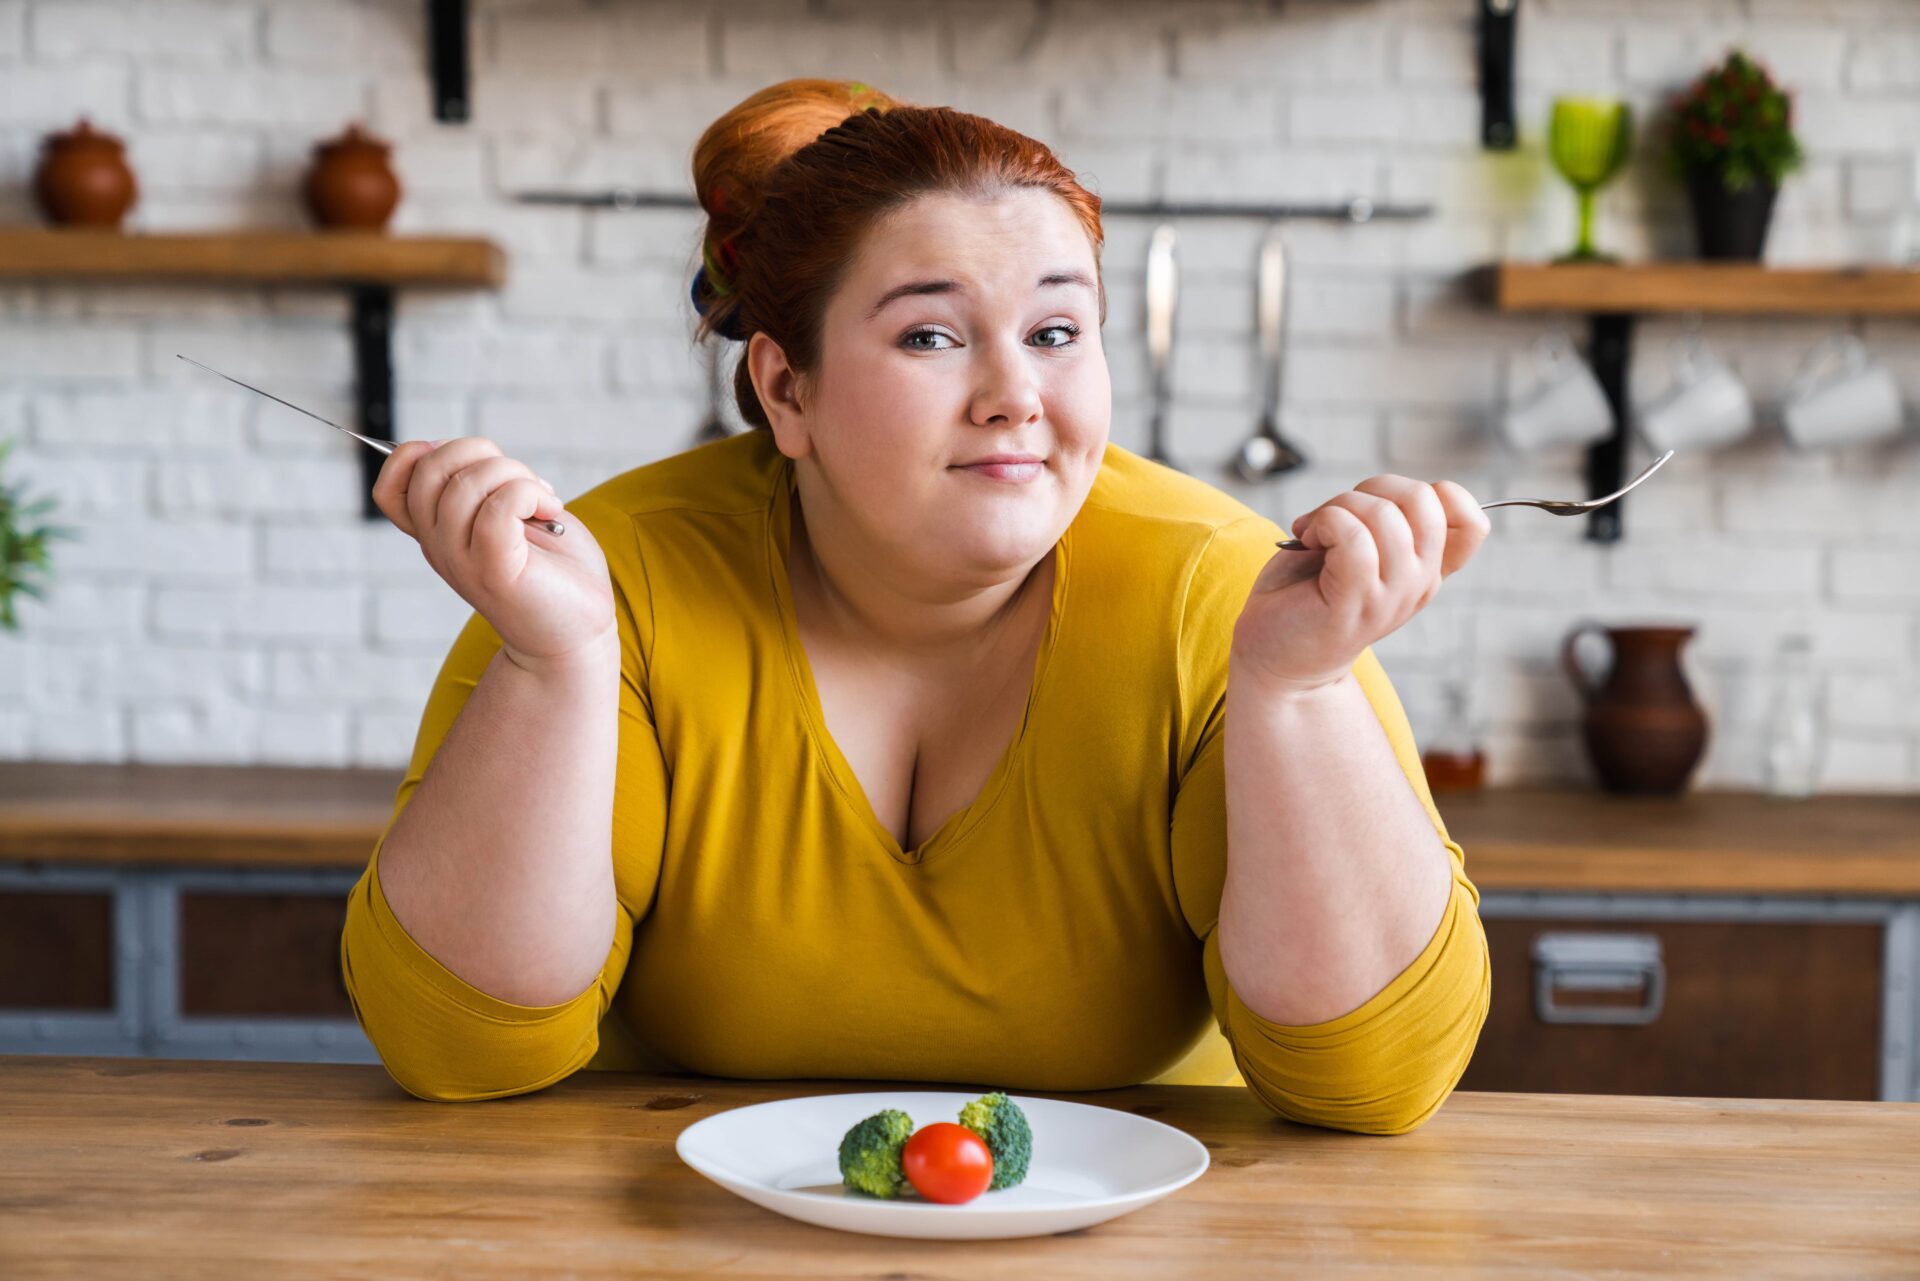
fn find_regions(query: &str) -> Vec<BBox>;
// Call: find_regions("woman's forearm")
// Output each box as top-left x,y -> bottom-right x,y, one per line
374,629 -> 623,1008
1217,659 -> 1454,1027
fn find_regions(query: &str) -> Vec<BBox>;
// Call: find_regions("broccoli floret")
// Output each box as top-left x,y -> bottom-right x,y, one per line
838,1109 -> 914,1198
958,1091 -> 1031,1191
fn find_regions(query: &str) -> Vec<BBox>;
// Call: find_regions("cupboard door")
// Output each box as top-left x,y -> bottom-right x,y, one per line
1461,919 -> 1882,1101
0,890 -> 114,1010
178,892 -> 354,1019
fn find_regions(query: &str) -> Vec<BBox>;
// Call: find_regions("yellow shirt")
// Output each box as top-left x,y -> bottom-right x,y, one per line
341,430 -> 1489,1134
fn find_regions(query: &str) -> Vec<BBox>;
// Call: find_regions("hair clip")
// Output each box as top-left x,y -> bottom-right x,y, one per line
690,266 -> 747,342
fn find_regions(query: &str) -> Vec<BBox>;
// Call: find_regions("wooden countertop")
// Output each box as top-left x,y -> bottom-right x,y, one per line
2,761 -> 1918,895
3,1056 -> 1915,1279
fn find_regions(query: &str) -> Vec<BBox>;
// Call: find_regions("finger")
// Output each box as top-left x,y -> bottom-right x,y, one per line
471,479 -> 566,586
404,436 -> 503,541
1311,490 -> 1412,592
429,455 -> 544,564
372,440 -> 441,538
1433,479 -> 1491,578
1301,504 -> 1378,613
1353,474 -> 1448,582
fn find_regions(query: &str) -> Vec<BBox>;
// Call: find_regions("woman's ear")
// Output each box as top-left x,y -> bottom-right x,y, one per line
747,332 -> 812,460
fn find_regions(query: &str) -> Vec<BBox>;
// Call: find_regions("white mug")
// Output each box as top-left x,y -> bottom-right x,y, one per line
1781,335 -> 1906,450
1637,334 -> 1754,452
1500,332 -> 1615,452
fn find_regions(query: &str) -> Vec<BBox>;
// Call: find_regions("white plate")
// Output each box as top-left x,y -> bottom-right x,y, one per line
674,1090 -> 1209,1240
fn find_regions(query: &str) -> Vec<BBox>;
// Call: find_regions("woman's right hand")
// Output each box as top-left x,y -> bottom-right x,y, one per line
372,437 -> 616,677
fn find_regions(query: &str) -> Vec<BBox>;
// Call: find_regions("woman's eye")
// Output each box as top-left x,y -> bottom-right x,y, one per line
1030,323 -> 1081,349
901,328 -> 954,351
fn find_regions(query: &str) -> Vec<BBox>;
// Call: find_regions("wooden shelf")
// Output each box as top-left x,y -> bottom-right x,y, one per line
1482,261 -> 1920,316
0,229 -> 506,289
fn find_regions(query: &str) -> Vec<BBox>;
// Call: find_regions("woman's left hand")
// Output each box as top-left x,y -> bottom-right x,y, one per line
1230,475 -> 1491,699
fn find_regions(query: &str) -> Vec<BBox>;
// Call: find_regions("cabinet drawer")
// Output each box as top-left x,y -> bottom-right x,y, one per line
178,891 -> 354,1019
0,889 -> 115,1011
1461,919 -> 1882,1101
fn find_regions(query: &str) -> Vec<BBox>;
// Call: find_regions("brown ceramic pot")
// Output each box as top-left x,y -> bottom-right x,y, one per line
33,117 -> 138,229
302,122 -> 401,231
1562,621 -> 1710,795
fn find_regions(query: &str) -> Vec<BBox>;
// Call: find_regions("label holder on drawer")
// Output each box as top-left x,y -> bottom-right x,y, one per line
1532,931 -> 1666,1026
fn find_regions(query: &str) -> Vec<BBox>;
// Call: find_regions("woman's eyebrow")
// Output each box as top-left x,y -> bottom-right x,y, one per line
865,270 -> 1097,320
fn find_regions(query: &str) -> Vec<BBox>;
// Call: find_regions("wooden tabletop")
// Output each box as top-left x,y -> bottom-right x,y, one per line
2,1056 -> 1915,1279
2,761 -> 1918,895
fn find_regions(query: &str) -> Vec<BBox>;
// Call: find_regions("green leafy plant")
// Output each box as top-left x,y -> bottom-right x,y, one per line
0,437 -> 77,632
1663,48 -> 1804,192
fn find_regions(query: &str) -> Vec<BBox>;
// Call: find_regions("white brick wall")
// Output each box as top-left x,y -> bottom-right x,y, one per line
0,0 -> 1914,792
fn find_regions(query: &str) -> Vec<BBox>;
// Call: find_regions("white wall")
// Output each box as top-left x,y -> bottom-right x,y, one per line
0,0 -> 1914,790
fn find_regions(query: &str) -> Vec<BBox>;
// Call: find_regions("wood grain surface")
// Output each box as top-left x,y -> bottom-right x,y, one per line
5,763 -> 1918,896
2,1056 -> 1916,1279
0,229 -> 505,287
1483,262 -> 1920,315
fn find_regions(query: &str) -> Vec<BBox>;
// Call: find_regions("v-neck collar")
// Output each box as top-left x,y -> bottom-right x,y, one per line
764,453 -> 1071,867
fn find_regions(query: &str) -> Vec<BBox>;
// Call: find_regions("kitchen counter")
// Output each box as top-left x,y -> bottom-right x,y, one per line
3,762 -> 1917,894
2,1055 -> 1914,1279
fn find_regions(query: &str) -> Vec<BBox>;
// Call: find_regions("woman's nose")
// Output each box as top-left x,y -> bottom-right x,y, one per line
969,345 -> 1044,426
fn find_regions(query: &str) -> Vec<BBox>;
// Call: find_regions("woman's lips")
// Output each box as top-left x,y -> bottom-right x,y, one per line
955,461 -> 1044,482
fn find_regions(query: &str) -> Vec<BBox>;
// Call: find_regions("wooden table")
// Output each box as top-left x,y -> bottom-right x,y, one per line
3,1057 -> 1916,1279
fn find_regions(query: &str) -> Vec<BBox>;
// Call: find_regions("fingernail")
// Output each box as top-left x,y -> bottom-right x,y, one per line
429,438 -> 450,448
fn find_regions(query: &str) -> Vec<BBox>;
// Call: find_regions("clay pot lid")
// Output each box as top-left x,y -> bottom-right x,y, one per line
44,116 -> 126,150
314,122 -> 392,156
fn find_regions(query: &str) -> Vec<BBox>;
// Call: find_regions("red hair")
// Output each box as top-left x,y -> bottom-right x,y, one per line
690,78 -> 1106,430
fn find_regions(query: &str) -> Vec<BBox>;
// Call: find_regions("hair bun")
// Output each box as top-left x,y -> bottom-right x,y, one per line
689,79 -> 904,340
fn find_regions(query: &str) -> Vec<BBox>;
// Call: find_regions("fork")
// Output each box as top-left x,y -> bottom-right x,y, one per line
177,355 -> 565,536
1273,449 -> 1675,551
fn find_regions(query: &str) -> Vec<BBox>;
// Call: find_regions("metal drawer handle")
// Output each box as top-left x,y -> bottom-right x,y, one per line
1531,931 -> 1665,1026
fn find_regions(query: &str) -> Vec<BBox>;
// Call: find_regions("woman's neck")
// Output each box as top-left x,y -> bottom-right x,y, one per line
788,483 -> 1049,662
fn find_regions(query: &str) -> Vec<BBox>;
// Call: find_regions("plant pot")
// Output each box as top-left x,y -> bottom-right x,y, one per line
1684,167 -> 1778,261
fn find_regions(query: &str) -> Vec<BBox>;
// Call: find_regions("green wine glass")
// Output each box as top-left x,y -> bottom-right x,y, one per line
1549,97 -> 1634,263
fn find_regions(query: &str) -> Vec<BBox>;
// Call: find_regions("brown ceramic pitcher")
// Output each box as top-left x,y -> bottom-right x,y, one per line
1561,622 -> 1709,795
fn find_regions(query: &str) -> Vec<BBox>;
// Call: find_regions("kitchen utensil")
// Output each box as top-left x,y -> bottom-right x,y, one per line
692,333 -> 732,445
175,355 -> 565,536
1272,448 -> 1675,551
1562,620 -> 1708,795
1232,224 -> 1309,482
674,1090 -> 1208,1241
1143,224 -> 1178,469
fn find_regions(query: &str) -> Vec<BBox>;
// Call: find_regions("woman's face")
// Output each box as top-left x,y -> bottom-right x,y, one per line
765,187 -> 1110,585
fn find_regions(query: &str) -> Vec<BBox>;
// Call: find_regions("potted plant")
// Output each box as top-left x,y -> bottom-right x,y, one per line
0,437 -> 75,631
1663,49 -> 1804,260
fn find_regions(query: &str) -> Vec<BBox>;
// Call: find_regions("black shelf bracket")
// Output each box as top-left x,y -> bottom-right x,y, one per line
1582,312 -> 1635,544
1479,0 -> 1519,149
429,0 -> 470,124
350,286 -> 396,521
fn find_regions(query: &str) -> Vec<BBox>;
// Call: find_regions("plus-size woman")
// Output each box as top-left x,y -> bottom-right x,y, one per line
341,79 -> 1492,1135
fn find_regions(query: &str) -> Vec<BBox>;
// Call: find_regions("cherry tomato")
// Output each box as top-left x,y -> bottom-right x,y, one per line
901,1122 -> 994,1204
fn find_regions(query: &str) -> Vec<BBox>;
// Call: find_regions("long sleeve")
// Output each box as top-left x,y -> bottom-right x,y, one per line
339,498 -> 670,1103
1169,518 -> 1491,1135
